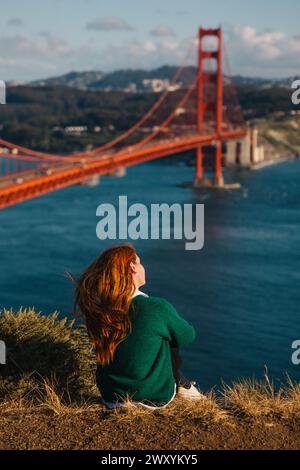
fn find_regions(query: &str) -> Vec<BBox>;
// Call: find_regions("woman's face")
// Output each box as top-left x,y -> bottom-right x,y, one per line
130,254 -> 146,288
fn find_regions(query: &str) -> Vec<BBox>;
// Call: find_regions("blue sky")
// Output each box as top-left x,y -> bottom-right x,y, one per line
0,0 -> 300,80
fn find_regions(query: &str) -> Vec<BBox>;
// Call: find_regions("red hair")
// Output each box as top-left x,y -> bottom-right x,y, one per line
74,243 -> 137,366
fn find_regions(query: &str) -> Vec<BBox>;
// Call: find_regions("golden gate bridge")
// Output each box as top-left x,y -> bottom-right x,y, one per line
0,27 -> 248,209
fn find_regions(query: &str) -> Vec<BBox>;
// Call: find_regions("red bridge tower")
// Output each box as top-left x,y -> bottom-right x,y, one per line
195,27 -> 224,188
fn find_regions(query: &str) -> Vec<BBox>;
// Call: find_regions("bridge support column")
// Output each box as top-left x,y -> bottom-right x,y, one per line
214,141 -> 224,187
194,145 -> 204,186
239,134 -> 251,167
225,134 -> 252,168
225,141 -> 239,166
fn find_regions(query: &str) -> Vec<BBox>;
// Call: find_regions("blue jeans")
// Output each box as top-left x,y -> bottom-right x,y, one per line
170,347 -> 192,389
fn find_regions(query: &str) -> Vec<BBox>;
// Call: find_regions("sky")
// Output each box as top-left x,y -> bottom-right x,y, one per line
0,0 -> 300,81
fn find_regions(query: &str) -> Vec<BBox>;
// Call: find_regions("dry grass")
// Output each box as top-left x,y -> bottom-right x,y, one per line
0,307 -> 97,402
1,308 -> 300,450
222,374 -> 300,426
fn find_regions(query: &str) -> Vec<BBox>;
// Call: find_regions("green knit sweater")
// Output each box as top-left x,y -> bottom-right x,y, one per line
96,294 -> 196,406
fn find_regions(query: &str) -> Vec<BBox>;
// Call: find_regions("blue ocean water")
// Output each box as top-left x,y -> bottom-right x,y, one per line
1,159 -> 299,390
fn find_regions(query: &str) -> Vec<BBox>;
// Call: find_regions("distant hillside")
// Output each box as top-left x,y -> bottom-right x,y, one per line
29,71 -> 104,90
231,75 -> 298,88
6,67 -> 296,92
25,66 -> 196,92
89,66 -> 196,91
1,69 -> 298,154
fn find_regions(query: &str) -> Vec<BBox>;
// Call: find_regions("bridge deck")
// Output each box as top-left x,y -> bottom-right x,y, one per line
0,131 -> 246,209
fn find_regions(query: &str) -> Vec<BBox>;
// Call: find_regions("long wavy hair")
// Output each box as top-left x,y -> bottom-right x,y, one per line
73,243 -> 137,366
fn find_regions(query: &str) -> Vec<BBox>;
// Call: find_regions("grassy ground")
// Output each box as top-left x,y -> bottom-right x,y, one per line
1,308 -> 300,450
258,113 -> 300,157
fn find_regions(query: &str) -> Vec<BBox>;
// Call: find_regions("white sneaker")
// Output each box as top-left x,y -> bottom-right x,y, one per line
177,381 -> 206,401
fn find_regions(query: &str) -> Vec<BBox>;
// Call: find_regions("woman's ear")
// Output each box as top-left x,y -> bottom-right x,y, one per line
130,261 -> 137,273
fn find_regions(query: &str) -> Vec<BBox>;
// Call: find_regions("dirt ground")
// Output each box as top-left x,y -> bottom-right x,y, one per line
1,401 -> 300,450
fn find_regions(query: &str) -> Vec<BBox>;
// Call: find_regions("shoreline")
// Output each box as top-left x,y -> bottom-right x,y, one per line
250,156 -> 294,171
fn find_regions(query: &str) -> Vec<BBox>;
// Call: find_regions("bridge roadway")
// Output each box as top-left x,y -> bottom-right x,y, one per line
0,130 -> 246,209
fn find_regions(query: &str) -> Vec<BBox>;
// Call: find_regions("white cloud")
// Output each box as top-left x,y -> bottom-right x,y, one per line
0,31 -> 195,80
86,17 -> 134,32
225,25 -> 300,77
150,26 -> 176,38
0,33 -> 72,60
143,41 -> 157,52
7,17 -> 24,27
97,37 -> 193,71
0,33 -> 97,80
1,24 -> 300,81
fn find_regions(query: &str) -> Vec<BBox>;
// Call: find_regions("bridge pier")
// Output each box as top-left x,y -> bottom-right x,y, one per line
226,135 -> 251,168
193,142 -> 225,189
111,167 -> 126,177
225,128 -> 266,168
226,140 -> 239,166
79,175 -> 101,187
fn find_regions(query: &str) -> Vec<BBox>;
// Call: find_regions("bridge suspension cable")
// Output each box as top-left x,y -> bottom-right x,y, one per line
222,43 -> 246,129
0,38 -> 197,163
72,38 -> 197,157
129,76 -> 198,149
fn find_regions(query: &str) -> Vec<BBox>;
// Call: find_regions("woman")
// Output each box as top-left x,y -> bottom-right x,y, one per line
74,243 -> 204,409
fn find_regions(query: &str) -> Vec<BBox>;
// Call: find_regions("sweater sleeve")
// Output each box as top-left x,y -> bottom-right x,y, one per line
152,298 -> 196,348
